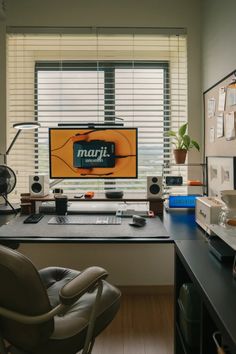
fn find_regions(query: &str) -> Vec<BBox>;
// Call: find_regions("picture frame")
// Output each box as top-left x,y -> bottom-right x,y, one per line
206,156 -> 236,197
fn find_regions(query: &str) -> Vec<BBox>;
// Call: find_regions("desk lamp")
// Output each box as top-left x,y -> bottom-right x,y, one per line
0,121 -> 41,214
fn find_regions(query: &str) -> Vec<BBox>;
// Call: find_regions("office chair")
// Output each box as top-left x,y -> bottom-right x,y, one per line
0,245 -> 121,354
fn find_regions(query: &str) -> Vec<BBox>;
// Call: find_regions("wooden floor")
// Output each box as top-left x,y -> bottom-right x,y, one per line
1,293 -> 173,354
92,293 -> 174,354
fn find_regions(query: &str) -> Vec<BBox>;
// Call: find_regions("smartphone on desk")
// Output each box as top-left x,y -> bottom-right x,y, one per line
23,214 -> 44,224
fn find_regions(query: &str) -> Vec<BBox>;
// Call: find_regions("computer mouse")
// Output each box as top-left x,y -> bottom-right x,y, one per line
129,215 -> 146,227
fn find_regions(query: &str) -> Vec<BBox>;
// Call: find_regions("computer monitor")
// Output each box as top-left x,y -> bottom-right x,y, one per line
49,127 -> 138,179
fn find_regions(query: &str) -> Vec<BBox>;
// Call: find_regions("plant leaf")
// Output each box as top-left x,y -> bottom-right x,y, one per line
178,123 -> 188,137
178,137 -> 184,149
182,134 -> 191,150
165,130 -> 177,137
191,140 -> 200,151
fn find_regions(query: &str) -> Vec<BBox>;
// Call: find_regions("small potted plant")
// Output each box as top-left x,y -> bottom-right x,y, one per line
165,123 -> 200,164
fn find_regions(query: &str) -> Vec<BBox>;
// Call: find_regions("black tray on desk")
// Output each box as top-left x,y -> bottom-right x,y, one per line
208,238 -> 235,262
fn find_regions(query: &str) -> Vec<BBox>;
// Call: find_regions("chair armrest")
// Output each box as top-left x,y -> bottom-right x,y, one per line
59,266 -> 108,305
0,267 -> 108,324
0,303 -> 67,325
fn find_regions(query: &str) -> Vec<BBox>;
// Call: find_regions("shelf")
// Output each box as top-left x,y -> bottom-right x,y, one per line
165,184 -> 205,187
164,163 -> 206,167
23,193 -> 165,216
29,192 -> 153,202
163,162 -> 207,196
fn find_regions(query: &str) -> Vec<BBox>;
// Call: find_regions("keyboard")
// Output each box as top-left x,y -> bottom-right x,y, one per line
48,215 -> 122,225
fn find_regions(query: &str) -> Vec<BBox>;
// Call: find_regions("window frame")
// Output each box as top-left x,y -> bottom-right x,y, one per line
35,60 -> 170,182
35,60 -> 169,117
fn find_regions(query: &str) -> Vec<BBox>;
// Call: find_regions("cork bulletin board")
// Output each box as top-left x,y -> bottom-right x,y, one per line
204,70 -> 236,157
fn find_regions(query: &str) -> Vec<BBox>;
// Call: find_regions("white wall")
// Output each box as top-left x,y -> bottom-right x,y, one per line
0,0 -> 202,285
19,243 -> 174,286
202,0 -> 236,91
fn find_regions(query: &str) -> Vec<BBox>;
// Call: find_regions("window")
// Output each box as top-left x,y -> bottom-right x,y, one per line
6,30 -> 187,199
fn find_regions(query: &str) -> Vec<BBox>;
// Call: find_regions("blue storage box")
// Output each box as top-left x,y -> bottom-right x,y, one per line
168,195 -> 201,208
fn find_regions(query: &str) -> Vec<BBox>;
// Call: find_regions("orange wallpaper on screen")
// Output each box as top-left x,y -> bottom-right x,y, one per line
49,128 -> 137,178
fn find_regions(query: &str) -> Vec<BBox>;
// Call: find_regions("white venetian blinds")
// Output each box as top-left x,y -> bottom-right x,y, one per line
6,29 -> 188,199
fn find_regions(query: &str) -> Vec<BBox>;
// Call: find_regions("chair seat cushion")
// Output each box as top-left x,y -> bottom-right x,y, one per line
35,266 -> 121,354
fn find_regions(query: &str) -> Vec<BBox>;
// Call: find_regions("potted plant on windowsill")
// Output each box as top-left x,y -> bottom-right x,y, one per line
165,123 -> 200,164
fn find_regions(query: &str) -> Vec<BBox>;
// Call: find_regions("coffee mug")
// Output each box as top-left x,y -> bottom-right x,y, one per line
55,195 -> 68,215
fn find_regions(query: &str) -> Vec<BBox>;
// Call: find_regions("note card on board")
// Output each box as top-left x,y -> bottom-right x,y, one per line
225,111 -> 236,140
216,113 -> 224,138
218,87 -> 226,111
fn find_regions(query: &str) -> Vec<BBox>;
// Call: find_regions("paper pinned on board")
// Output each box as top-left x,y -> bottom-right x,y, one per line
225,111 -> 236,140
208,97 -> 216,118
216,113 -> 224,138
209,127 -> 215,143
218,87 -> 226,111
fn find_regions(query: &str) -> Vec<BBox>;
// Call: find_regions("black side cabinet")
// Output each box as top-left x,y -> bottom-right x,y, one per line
174,240 -> 236,354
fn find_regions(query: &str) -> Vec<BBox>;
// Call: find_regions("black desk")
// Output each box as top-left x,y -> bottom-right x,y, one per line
0,214 -> 171,243
175,240 -> 236,354
0,211 -> 204,243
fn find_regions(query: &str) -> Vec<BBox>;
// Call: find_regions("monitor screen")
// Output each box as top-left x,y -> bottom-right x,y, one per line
49,127 -> 138,179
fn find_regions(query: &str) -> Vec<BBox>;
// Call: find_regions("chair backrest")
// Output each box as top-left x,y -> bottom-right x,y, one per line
0,245 -> 54,351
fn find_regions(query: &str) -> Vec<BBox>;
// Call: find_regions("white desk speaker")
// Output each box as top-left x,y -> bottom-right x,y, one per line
147,176 -> 162,199
29,175 -> 49,197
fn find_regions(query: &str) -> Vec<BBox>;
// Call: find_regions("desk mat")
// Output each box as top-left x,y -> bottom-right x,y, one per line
0,215 -> 170,239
